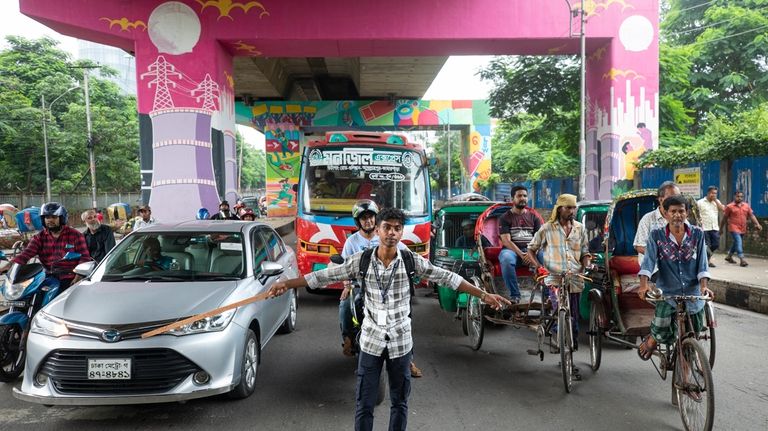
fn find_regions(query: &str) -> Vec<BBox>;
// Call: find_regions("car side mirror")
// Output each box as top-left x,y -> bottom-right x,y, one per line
0,250 -> 6,261
63,252 -> 82,261
329,254 -> 344,265
73,261 -> 96,277
259,262 -> 284,284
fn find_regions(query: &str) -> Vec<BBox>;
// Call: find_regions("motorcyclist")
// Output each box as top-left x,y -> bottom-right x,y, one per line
210,200 -> 240,220
240,208 -> 257,221
11,202 -> 91,292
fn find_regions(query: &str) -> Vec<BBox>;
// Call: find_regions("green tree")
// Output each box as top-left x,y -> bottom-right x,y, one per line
237,132 -> 266,191
0,36 -> 140,193
427,130 -> 464,196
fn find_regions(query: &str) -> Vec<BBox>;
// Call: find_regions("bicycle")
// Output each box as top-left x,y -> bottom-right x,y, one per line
644,289 -> 715,431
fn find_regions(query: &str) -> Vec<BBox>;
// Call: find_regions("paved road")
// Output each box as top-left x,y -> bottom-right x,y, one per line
1,234 -> 767,430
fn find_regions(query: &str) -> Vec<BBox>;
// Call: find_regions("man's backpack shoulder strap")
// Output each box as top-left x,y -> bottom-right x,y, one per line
358,247 -> 376,291
399,248 -> 416,279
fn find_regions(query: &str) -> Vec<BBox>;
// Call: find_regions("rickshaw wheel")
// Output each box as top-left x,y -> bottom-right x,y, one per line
559,309 -> 573,393
701,303 -> 716,370
467,278 -> 485,351
589,301 -> 602,372
460,308 -> 469,336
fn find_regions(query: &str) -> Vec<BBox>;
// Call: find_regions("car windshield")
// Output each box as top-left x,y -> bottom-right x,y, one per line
90,232 -> 245,282
299,146 -> 429,217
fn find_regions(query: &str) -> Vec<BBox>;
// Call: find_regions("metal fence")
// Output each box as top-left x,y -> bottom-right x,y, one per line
0,192 -> 143,212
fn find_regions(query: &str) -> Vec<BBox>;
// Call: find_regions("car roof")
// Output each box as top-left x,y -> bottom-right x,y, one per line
135,220 -> 264,234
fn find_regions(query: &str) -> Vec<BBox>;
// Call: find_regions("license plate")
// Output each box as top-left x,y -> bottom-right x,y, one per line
87,358 -> 131,380
0,300 -> 25,308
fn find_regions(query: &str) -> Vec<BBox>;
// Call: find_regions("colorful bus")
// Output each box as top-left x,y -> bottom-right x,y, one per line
295,131 -> 432,289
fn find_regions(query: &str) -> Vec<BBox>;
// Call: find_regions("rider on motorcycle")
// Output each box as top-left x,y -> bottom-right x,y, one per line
11,202 -> 90,292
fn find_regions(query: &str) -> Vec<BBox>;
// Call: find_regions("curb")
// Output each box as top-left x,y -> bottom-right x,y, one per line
709,279 -> 768,315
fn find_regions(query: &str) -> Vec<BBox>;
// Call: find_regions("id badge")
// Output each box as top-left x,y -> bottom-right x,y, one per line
376,309 -> 387,326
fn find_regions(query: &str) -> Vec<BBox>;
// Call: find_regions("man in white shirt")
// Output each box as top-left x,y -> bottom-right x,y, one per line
697,186 -> 725,267
633,181 -> 680,264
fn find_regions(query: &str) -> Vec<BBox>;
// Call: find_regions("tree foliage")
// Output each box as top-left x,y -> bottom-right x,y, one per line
479,56 -> 580,181
0,36 -> 140,193
236,132 -> 266,191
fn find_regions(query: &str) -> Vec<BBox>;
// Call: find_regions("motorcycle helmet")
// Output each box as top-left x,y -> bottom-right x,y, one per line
352,199 -> 379,230
40,202 -> 68,225
196,208 -> 210,220
241,208 -> 256,221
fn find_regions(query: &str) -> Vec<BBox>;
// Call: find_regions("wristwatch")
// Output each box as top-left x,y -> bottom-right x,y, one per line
480,291 -> 487,302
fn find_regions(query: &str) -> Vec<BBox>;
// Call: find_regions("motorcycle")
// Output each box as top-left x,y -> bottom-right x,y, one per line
0,250 -> 82,382
329,254 -> 387,406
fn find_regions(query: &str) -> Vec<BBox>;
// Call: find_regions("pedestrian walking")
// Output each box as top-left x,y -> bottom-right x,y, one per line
697,186 -> 724,267
721,190 -> 763,267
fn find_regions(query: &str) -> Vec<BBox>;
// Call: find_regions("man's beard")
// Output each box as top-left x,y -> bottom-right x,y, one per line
86,221 -> 100,230
46,224 -> 62,233
515,201 -> 526,209
361,226 -> 375,234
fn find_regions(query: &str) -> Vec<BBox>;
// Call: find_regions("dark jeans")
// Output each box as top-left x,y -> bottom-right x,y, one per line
703,230 -> 720,255
356,349 -> 412,431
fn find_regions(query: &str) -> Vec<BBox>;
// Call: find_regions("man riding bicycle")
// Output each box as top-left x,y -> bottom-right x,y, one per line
637,195 -> 714,360
527,194 -> 591,350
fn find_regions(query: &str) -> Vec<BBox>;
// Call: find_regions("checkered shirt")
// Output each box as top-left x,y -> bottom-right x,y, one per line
12,225 -> 91,281
527,220 -> 590,292
306,248 -> 463,358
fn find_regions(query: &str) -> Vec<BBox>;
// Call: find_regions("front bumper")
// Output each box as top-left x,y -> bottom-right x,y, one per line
14,321 -> 246,406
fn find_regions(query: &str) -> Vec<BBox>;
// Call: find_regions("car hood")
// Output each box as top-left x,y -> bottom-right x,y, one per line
45,280 -> 240,325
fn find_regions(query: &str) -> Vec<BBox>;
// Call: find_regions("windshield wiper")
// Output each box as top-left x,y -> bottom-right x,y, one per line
118,275 -> 187,282
192,275 -> 242,281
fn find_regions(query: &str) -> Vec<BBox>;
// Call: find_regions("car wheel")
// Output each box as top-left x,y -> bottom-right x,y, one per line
278,289 -> 297,334
228,329 -> 260,399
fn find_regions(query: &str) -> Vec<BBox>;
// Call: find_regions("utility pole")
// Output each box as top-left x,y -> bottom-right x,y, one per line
446,111 -> 451,199
41,95 -> 51,202
83,69 -> 97,210
578,3 -> 587,201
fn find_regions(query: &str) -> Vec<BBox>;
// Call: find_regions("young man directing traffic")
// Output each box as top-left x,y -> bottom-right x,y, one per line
268,207 -> 509,431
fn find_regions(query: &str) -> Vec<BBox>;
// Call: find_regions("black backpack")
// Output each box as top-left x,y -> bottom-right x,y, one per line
357,247 -> 417,295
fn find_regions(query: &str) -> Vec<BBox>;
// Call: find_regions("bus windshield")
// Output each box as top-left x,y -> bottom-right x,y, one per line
300,146 -> 429,217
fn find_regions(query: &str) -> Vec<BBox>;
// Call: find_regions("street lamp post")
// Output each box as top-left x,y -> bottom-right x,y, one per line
41,84 -> 80,202
83,70 -> 97,210
565,0 -> 587,201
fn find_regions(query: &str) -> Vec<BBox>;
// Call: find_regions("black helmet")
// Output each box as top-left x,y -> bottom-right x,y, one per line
40,202 -> 68,225
352,199 -> 379,229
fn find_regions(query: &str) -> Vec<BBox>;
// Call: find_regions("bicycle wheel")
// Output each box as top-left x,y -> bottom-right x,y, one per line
588,301 -> 602,372
674,338 -> 714,431
559,308 -> 573,393
460,307 -> 469,336
467,295 -> 484,351
700,303 -> 716,370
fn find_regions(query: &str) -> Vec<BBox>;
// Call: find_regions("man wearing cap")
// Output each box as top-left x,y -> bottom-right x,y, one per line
210,200 -> 240,220
132,205 -> 157,231
527,194 -> 591,349
454,219 -> 491,249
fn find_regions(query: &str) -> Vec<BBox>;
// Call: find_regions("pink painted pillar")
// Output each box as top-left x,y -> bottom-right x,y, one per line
586,3 -> 660,200
134,28 -> 237,221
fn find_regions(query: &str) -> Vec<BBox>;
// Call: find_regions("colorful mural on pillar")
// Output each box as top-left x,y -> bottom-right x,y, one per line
238,100 -> 493,202
584,1 -> 660,200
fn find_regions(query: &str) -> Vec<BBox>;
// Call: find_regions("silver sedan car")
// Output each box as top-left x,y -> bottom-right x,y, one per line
13,221 -> 298,405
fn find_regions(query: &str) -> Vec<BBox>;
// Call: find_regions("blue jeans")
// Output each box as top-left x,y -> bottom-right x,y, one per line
356,349 -> 412,431
549,291 -> 581,338
339,296 -> 354,340
729,232 -> 744,258
499,248 -> 543,300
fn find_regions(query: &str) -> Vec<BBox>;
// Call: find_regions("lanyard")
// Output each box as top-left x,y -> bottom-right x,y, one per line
372,257 -> 399,304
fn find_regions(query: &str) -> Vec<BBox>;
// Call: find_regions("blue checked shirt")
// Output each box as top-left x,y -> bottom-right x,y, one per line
638,223 -> 710,313
306,248 -> 463,358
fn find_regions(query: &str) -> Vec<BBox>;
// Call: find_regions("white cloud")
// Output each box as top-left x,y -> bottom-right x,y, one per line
0,2 -> 79,57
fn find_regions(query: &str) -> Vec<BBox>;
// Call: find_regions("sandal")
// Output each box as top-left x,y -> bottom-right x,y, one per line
638,336 -> 657,361
740,260 -> 749,267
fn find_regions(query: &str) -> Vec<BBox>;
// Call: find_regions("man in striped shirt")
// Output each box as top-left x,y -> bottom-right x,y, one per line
269,207 -> 509,431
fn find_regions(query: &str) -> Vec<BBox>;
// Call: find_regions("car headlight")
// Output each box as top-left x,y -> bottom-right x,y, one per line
168,309 -> 236,336
30,311 -> 70,338
2,276 -> 32,301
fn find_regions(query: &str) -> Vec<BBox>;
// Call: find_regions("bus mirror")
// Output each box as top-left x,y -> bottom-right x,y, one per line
428,157 -> 438,167
292,183 -> 299,193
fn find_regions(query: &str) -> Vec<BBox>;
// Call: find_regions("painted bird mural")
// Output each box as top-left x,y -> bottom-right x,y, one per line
99,17 -> 146,31
196,0 -> 270,20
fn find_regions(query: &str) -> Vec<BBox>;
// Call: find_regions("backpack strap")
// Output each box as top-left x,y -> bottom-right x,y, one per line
358,247 -> 376,293
399,249 -> 416,293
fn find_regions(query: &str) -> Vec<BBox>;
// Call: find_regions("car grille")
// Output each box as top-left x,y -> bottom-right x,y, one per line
40,349 -> 201,394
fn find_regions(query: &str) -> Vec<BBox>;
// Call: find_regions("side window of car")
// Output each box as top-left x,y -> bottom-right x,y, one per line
251,229 -> 269,273
259,228 -> 285,261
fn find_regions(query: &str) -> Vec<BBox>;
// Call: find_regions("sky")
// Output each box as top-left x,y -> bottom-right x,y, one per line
0,1 -> 493,150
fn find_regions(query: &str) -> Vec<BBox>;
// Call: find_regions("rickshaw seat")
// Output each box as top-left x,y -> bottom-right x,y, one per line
483,246 -> 503,277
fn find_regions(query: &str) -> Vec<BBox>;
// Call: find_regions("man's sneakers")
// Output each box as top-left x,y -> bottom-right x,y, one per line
410,362 -> 423,378
342,336 -> 354,357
